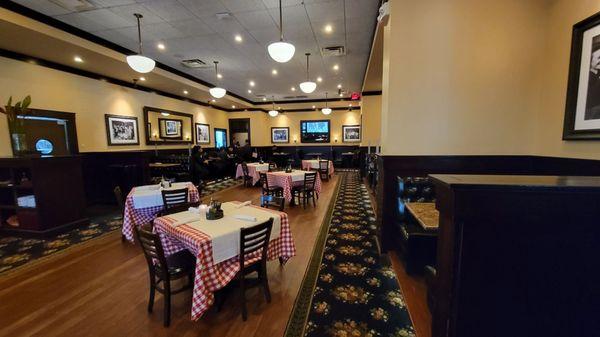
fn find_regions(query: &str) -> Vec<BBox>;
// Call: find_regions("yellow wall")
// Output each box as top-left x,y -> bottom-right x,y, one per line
532,0 -> 600,160
361,95 -> 381,147
381,0 -> 546,155
229,109 -> 362,147
0,56 -> 228,156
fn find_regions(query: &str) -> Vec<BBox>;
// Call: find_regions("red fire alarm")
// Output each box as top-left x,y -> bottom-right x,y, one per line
350,92 -> 361,100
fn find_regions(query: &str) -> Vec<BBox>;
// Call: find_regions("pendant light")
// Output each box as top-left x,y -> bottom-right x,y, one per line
267,0 -> 295,63
268,96 -> 279,117
126,13 -> 155,73
299,53 -> 317,94
321,92 -> 332,115
209,61 -> 226,99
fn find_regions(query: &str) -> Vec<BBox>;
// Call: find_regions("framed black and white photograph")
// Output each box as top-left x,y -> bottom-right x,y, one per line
564,12 -> 600,139
342,125 -> 361,142
271,127 -> 290,143
195,123 -> 210,144
105,114 -> 139,146
158,118 -> 182,139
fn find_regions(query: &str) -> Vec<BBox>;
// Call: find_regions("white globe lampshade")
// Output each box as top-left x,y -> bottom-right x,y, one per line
126,55 -> 155,73
268,41 -> 295,63
268,110 -> 279,117
209,87 -> 226,99
321,107 -> 332,115
299,81 -> 317,93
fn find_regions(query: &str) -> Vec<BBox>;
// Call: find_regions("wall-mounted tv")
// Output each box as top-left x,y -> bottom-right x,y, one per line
301,120 -> 330,143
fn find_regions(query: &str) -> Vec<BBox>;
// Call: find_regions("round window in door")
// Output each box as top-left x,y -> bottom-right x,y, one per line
35,139 -> 54,155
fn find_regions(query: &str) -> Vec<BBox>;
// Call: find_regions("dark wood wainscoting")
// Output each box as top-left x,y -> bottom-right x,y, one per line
375,155 -> 600,252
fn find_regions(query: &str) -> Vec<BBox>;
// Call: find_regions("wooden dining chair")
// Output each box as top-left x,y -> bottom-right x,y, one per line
292,172 -> 317,209
161,188 -> 189,209
318,160 -> 330,181
241,162 -> 253,187
260,195 -> 285,211
114,185 -> 127,242
259,172 -> 283,197
134,224 -> 196,327
237,218 -> 274,321
158,201 -> 201,217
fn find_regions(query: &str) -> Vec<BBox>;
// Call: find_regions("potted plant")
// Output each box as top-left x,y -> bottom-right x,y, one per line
0,96 -> 31,155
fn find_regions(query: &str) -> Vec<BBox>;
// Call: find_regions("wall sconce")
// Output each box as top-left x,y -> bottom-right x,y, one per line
294,138 -> 297,143
334,138 -> 338,143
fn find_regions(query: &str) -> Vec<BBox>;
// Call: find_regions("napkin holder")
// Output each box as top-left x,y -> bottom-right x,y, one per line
206,200 -> 224,220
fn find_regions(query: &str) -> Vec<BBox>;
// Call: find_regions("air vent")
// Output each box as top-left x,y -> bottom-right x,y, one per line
321,46 -> 346,57
50,0 -> 96,11
180,59 -> 211,69
216,12 -> 232,19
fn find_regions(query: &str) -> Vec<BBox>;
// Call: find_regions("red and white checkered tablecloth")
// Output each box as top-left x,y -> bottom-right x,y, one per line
235,163 -> 269,185
301,160 -> 335,175
267,171 -> 322,203
121,183 -> 199,242
153,203 -> 296,321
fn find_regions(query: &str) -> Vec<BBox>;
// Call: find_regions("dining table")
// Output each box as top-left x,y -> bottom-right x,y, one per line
301,159 -> 335,175
267,170 -> 322,204
153,201 -> 296,320
121,182 -> 200,242
235,162 -> 270,185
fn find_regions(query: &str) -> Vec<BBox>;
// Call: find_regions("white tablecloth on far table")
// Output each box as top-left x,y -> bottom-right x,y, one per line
267,170 -> 322,203
235,163 -> 270,185
301,160 -> 335,175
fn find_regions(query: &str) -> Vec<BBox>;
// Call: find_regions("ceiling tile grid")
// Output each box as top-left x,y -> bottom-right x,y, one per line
12,0 -> 380,102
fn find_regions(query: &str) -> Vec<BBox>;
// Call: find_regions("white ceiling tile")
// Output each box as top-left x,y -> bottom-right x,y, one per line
304,0 -> 343,23
220,0 -> 266,13
261,0 -> 303,9
170,18 -> 215,37
200,15 -> 246,33
142,0 -> 195,21
55,9 -> 132,32
13,0 -> 71,15
93,0 -> 138,6
234,10 -> 276,30
108,3 -> 165,24
175,0 -> 228,17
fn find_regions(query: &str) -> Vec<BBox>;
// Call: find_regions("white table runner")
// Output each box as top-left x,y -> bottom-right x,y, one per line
172,202 -> 281,264
248,163 -> 269,172
132,182 -> 191,209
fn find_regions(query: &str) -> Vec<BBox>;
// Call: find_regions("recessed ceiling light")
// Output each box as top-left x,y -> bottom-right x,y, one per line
324,24 -> 333,33
339,93 -> 343,97
278,106 -> 281,110
217,73 -> 223,79
317,77 -> 323,83
232,105 -> 236,108
234,34 -> 243,42
248,89 -> 252,93
349,103 -> 352,107
262,97 -> 267,101
337,84 -> 342,89
249,80 -> 255,87
312,105 -> 316,109
157,43 -> 165,50
74,56 -> 83,63
333,64 -> 339,71
291,87 -> 296,91
139,77 -> 146,81
183,90 -> 189,94
272,69 -> 278,75
211,99 -> 216,102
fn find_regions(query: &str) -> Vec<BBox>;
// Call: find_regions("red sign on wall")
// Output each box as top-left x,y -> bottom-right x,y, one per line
351,92 -> 361,100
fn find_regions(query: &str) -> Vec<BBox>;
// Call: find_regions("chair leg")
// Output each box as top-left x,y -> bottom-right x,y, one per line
164,280 -> 171,327
148,278 -> 156,313
312,193 -> 316,207
261,264 -> 271,303
240,277 -> 248,321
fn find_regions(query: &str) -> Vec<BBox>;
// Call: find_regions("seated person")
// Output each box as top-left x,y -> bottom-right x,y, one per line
190,145 -> 210,186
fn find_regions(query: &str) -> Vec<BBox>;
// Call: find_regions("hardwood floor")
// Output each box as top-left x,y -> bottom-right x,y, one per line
0,175 -> 340,337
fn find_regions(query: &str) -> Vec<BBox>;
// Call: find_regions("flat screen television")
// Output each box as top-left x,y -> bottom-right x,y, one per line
301,120 -> 330,143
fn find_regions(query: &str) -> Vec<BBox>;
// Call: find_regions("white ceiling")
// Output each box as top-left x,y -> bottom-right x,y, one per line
13,0 -> 379,102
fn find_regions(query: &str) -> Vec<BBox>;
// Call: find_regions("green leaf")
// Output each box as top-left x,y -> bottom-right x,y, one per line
7,96 -> 12,107
22,95 -> 31,109
14,101 -> 21,110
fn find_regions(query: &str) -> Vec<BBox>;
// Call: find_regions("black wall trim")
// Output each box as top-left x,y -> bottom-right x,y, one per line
362,91 -> 382,96
375,155 -> 600,252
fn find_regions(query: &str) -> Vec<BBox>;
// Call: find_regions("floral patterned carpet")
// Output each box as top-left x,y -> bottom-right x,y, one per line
285,171 -> 415,337
0,177 -> 242,276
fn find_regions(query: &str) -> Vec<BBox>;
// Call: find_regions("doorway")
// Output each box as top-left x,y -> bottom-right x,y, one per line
214,128 -> 228,149
228,118 -> 251,147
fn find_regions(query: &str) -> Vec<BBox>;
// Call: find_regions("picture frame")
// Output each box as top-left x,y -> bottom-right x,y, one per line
564,11 -> 600,140
271,127 -> 290,143
342,125 -> 361,142
158,118 -> 182,140
195,123 -> 210,144
104,114 -> 139,146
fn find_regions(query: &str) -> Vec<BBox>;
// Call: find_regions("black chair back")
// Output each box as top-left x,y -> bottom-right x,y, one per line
259,172 -> 270,189
114,185 -> 125,212
239,218 -> 274,269
303,171 -> 317,191
135,225 -> 169,280
268,162 -> 277,172
261,195 -> 285,211
161,188 -> 189,208
159,202 -> 200,216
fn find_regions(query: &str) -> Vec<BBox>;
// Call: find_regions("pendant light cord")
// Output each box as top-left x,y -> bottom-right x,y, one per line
214,61 -> 219,81
325,92 -> 328,108
305,53 -> 310,80
279,0 -> 284,41
135,14 -> 143,55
